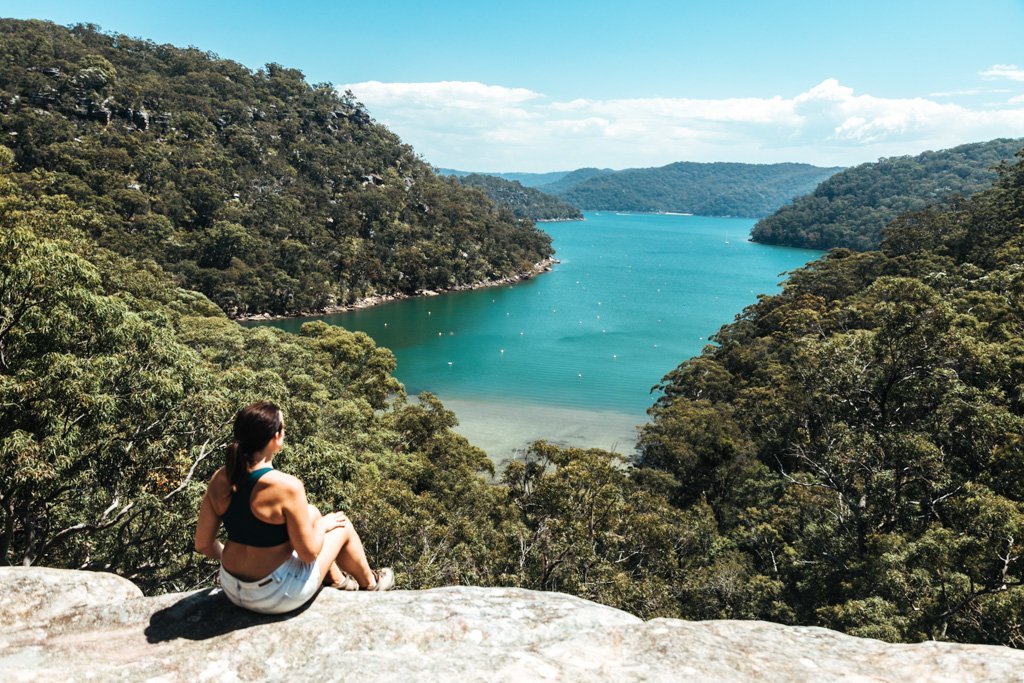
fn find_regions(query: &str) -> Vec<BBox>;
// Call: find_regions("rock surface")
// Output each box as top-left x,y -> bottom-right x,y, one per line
1,567 -> 1023,682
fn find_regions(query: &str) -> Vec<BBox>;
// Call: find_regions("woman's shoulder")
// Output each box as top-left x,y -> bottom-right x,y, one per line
204,467 -> 232,516
259,469 -> 305,494
207,467 -> 231,492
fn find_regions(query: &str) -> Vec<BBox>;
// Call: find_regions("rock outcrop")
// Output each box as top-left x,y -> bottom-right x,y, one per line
2,567 -> 1023,682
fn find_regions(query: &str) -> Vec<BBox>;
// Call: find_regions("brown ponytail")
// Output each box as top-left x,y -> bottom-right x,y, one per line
225,401 -> 283,489
224,440 -> 247,492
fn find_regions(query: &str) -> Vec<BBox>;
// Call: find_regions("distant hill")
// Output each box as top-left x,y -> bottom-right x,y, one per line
536,168 -> 616,195
550,162 -> 843,217
750,138 -> 1024,250
437,168 -> 572,188
456,174 -> 582,221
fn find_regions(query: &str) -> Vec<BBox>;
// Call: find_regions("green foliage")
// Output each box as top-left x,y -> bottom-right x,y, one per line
0,161 -> 688,614
0,163 -> 515,594
547,162 -> 843,217
455,173 -> 582,221
5,17 -> 1024,652
751,138 -> 1024,250
639,150 -> 1024,645
436,168 -> 574,189
0,19 -> 552,316
502,442 -> 709,618
0,176 -> 227,583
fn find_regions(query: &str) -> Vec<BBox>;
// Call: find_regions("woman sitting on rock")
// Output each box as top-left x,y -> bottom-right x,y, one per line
195,400 -> 394,614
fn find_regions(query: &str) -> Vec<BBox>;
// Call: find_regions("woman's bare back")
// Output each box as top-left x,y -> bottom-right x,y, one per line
210,467 -> 294,581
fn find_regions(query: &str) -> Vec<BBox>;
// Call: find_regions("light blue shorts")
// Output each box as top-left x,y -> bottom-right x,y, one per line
220,552 -> 322,614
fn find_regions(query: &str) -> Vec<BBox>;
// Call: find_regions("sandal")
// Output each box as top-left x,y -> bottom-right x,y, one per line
362,567 -> 395,591
327,570 -> 360,591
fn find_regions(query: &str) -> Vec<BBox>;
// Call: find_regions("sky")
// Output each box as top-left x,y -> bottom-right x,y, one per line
4,0 -> 1024,171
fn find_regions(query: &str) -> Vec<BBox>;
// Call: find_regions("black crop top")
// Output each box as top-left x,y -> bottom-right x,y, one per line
222,468 -> 290,547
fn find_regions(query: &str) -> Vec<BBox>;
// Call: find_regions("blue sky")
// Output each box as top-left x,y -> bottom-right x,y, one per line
4,0 -> 1024,170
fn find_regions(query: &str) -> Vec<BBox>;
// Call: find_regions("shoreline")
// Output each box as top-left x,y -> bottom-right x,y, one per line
434,395 -> 644,467
235,257 -> 561,322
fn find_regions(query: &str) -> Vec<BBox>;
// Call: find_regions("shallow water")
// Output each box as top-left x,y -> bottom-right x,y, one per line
254,212 -> 822,461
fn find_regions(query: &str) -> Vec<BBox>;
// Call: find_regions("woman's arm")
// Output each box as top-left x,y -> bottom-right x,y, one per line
280,477 -> 345,563
194,484 -> 224,561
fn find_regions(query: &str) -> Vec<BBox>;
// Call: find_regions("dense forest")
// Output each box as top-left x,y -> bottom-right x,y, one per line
440,162 -> 842,218
454,173 -> 582,222
437,167 -> 572,189
638,150 -> 1024,645
751,138 -> 1024,250
0,20 -> 552,316
5,18 -> 1024,650
548,161 -> 843,217
535,167 -> 613,195
7,148 -> 1023,645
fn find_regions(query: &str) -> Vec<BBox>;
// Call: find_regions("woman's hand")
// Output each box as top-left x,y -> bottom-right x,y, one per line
319,511 -> 349,532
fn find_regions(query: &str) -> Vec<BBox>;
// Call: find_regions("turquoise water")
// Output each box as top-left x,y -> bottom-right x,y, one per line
254,213 -> 821,456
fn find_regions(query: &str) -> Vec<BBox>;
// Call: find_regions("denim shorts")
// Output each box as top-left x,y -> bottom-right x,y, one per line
219,552 -> 322,614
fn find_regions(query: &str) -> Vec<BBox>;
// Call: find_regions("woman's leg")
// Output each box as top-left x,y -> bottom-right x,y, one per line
315,524 -> 375,588
307,505 -> 347,587
332,524 -> 375,588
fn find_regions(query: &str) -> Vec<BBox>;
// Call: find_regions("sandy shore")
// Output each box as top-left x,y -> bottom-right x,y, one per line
436,396 -> 645,467
235,257 -> 560,322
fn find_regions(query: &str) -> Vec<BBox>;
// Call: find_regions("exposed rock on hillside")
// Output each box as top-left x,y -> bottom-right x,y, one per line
2,568 -> 1022,682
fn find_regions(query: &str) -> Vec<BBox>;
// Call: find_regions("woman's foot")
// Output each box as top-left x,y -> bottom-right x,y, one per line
330,572 -> 360,591
326,563 -> 360,591
362,567 -> 395,591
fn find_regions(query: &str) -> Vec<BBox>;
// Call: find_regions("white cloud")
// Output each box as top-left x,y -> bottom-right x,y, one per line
980,64 -> 1024,82
341,78 -> 1024,171
345,80 -> 542,107
1010,94 -> 1024,104
929,87 -> 1010,97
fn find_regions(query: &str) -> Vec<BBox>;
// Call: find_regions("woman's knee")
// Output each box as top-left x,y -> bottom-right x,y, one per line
325,523 -> 355,545
307,504 -> 322,521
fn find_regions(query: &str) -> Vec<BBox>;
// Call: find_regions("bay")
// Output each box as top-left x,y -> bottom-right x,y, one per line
252,212 -> 822,460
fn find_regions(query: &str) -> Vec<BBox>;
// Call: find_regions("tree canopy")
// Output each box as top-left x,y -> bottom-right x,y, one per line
547,162 -> 843,217
0,19 -> 552,317
750,138 -> 1023,250
6,119 -> 1024,649
639,149 -> 1024,645
454,173 -> 582,222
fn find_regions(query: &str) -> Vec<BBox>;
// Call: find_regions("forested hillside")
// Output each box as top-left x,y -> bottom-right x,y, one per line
536,167 -> 614,195
0,153 -> 496,590
6,17 -> 1024,650
550,161 -> 842,217
638,150 -> 1024,645
0,20 -> 552,316
750,138 -> 1024,250
8,144 -> 1024,645
0,155 -> 695,612
436,168 -> 572,188
439,162 -> 842,218
456,173 -> 582,221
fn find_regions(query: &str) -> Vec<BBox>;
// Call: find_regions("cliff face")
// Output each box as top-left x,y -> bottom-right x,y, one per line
2,568 -> 1023,682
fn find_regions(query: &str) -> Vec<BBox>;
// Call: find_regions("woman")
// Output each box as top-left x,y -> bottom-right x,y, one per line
195,401 -> 394,614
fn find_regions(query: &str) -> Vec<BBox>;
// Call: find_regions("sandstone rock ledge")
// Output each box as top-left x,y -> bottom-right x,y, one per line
1,568 -> 1022,682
